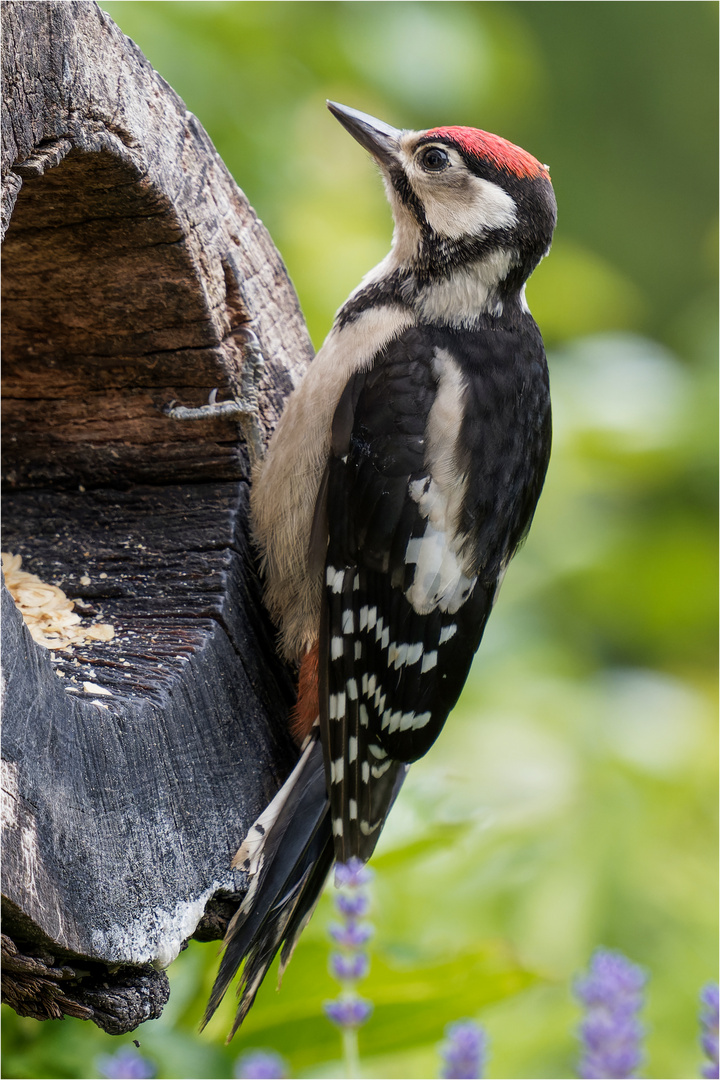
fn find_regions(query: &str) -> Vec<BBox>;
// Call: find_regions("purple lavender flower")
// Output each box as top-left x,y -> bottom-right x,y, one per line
234,1049 -> 288,1079
439,1019 -> 488,1080
336,891 -> 370,919
324,995 -> 374,1028
96,1046 -> 156,1080
331,950 -> 370,982
325,858 -> 374,1075
329,918 -> 374,949
700,982 -> 719,1080
335,856 -> 373,889
574,948 -> 647,1079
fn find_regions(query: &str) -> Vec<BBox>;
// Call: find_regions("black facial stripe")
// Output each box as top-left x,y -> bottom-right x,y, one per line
387,164 -> 427,227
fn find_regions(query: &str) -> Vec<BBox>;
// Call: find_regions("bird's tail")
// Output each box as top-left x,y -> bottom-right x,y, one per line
201,732 -> 334,1040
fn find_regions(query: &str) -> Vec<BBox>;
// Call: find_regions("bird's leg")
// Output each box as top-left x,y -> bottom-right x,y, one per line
164,327 -> 267,466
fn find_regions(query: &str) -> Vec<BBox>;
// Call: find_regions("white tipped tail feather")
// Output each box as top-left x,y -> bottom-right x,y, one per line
202,734 -> 333,1038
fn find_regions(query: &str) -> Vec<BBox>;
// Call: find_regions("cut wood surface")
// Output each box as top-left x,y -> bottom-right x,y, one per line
1,0 -> 313,1032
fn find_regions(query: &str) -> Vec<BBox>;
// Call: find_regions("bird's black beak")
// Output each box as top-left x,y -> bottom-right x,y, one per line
327,101 -> 401,167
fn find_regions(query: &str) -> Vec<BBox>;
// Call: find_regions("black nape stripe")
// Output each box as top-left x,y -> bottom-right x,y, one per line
335,270 -> 412,329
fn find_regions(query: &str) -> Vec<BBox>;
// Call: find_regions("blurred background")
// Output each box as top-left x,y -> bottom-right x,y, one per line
3,3 -> 716,1078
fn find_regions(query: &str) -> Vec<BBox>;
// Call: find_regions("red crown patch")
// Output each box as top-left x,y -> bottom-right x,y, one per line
426,126 -> 548,180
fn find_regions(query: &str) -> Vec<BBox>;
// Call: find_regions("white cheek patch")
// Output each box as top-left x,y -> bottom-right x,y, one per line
391,138 -> 519,249
397,138 -> 518,241
422,175 -> 518,240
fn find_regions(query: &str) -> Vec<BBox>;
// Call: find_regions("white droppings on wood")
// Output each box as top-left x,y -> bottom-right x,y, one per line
91,883 -> 228,968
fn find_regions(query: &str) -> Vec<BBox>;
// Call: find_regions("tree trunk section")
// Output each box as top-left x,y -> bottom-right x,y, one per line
1,0 -> 313,1033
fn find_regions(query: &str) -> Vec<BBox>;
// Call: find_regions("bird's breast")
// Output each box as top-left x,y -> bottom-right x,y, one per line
250,301 -> 415,660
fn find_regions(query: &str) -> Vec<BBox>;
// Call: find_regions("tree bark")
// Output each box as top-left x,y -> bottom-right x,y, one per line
1,0 -> 313,1033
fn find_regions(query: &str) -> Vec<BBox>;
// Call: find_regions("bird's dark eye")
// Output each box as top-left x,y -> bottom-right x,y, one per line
418,146 -> 450,172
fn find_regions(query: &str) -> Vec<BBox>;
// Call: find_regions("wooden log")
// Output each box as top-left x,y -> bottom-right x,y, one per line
1,0 -> 313,1032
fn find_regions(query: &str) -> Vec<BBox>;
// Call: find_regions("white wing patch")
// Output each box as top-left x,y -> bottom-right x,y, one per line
329,692 -> 346,719
404,349 -> 477,615
331,635 -> 344,659
330,756 -> 344,784
404,515 -> 475,614
327,566 -> 345,593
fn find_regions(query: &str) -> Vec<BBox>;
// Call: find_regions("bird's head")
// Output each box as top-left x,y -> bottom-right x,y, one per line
328,101 -> 556,305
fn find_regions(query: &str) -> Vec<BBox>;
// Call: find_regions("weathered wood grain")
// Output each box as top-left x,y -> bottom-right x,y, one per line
1,0 -> 313,1032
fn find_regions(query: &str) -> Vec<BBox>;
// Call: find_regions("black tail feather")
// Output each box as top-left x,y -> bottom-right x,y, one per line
278,830 -> 335,975
202,734 -> 333,1037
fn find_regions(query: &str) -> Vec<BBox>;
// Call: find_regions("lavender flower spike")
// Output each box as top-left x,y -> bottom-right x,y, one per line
234,1049 -> 288,1079
700,982 -> 719,1080
335,856 -> 373,889
97,1046 -> 156,1080
325,858 -> 374,1078
439,1019 -> 488,1080
574,947 -> 647,1080
324,996 -> 373,1028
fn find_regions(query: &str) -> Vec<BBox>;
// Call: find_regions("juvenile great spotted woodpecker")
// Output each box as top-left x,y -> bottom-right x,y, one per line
203,101 -> 556,1036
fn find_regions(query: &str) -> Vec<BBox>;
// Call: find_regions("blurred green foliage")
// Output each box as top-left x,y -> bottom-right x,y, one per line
2,3 -> 717,1078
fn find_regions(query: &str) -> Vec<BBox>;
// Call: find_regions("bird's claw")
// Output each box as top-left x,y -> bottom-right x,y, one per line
164,326 -> 267,465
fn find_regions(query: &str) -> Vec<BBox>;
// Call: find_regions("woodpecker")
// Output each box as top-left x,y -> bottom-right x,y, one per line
203,102 -> 556,1037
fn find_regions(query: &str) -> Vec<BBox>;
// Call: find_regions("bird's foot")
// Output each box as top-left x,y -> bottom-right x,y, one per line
164,327 -> 267,465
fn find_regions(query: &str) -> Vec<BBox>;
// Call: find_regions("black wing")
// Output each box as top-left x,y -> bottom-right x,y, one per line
318,321 -> 551,862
